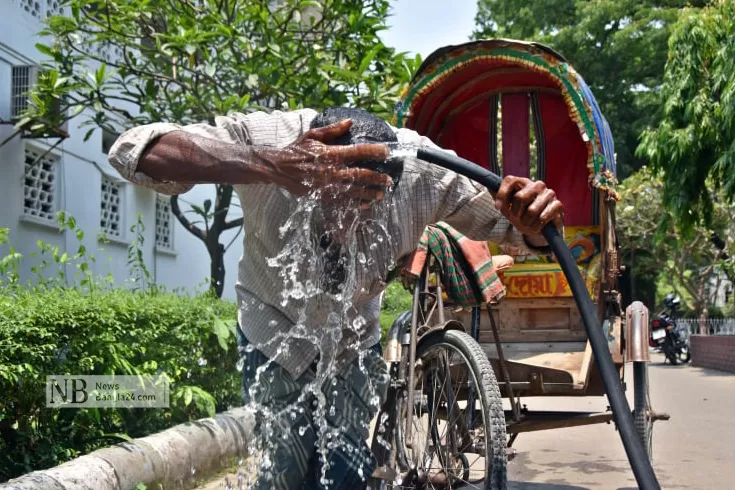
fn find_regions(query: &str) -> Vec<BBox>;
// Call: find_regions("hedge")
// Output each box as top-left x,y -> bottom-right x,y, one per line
0,286 -> 239,482
0,218 -> 241,482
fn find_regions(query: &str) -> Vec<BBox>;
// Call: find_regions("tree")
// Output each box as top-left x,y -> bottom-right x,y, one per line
19,0 -> 419,297
472,0 -> 710,179
617,166 -> 734,321
637,0 -> 735,233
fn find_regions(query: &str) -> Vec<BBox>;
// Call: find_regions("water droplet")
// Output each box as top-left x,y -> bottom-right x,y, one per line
370,242 -> 378,251
298,425 -> 307,436
357,252 -> 366,264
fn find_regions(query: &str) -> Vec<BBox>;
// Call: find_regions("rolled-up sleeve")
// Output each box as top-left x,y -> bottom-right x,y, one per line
108,123 -> 196,195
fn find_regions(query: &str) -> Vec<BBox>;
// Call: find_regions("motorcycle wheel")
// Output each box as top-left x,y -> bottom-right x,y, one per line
663,341 -> 678,365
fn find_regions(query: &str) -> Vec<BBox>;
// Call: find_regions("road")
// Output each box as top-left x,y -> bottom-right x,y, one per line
506,354 -> 735,490
196,354 -> 735,490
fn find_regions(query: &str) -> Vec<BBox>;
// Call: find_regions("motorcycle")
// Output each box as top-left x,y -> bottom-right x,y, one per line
649,293 -> 691,365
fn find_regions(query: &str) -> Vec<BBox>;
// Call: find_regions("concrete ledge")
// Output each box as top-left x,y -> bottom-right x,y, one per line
0,408 -> 255,490
691,335 -> 735,373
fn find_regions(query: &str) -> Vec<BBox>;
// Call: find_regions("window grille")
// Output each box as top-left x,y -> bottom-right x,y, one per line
155,197 -> 174,250
23,146 -> 58,221
11,66 -> 37,120
100,177 -> 122,238
15,0 -> 63,19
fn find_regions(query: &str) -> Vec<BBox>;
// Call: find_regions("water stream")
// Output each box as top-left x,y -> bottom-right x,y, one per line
225,165 -> 406,489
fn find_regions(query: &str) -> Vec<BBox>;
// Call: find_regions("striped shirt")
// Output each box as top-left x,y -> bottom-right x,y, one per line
108,109 -> 535,378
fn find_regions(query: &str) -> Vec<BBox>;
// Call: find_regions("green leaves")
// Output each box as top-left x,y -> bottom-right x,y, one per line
28,0 -> 412,130
212,316 -> 236,351
617,165 -> 735,312
637,0 -> 735,233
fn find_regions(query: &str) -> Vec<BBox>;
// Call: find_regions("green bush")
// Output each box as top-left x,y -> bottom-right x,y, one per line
379,282 -> 413,337
0,217 -> 239,482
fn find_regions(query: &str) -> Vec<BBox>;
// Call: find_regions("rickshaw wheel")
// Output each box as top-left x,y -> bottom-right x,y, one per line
632,361 -> 653,461
403,330 -> 507,490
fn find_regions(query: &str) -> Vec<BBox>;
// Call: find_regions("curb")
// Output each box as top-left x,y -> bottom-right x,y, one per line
0,408 -> 255,490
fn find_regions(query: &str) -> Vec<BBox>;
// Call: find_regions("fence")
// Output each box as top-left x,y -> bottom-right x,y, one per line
679,318 -> 735,336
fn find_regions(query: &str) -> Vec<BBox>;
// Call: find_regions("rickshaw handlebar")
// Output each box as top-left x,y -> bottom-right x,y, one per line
414,147 -> 661,490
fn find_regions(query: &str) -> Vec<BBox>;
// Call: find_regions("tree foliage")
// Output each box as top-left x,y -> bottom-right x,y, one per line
22,0 -> 419,296
617,166 -> 734,314
637,0 -> 735,233
472,0 -> 709,179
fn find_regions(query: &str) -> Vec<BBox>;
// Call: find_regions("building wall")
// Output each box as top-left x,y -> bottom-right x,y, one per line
0,1 -> 242,300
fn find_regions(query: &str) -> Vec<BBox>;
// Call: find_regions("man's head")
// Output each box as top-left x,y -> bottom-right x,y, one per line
309,107 -> 402,294
310,107 -> 403,186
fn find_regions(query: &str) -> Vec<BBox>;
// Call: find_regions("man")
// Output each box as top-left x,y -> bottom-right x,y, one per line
108,107 -> 563,489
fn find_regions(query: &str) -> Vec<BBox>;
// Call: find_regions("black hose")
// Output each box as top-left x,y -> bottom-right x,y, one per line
415,147 -> 661,490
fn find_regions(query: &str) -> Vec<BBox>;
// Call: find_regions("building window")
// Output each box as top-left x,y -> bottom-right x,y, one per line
100,177 -> 122,238
155,196 -> 174,251
11,66 -> 35,120
11,65 -> 67,134
23,146 -> 58,222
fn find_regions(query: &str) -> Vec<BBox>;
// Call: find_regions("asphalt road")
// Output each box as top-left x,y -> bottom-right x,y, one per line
197,353 -> 735,490
506,353 -> 735,490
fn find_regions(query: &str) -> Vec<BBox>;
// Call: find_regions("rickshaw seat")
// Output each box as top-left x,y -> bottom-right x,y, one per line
492,254 -> 514,272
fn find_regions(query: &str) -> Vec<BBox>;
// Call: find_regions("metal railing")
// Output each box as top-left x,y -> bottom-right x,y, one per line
678,318 -> 735,336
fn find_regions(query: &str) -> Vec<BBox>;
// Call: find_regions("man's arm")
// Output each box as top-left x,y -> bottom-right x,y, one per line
392,127 -> 562,251
108,110 -> 391,201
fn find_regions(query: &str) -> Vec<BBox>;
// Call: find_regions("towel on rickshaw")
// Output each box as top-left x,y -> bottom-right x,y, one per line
402,221 -> 506,307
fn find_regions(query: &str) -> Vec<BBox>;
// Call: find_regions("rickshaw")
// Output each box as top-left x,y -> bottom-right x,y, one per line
369,39 -> 666,489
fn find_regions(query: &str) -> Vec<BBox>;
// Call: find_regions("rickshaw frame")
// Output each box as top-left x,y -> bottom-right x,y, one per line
369,39 -> 668,489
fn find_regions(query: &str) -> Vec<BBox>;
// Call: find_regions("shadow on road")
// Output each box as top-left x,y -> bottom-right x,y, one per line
506,482 -> 591,489
507,483 -> 636,490
689,366 -> 735,377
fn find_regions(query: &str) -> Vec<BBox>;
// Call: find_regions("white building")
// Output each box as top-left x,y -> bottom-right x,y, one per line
0,0 -> 241,299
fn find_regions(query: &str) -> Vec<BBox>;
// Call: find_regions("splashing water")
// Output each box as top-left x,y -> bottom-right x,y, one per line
241,173 -> 401,487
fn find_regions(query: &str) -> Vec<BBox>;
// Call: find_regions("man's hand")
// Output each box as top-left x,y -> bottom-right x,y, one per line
494,176 -> 564,238
268,119 -> 391,205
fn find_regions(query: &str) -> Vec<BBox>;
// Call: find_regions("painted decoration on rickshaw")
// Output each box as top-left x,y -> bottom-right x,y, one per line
393,39 -> 619,196
488,226 -> 601,299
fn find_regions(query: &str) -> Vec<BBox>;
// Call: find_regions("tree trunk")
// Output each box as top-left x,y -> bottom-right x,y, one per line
699,307 -> 709,336
209,242 -> 226,298
170,189 -> 241,300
